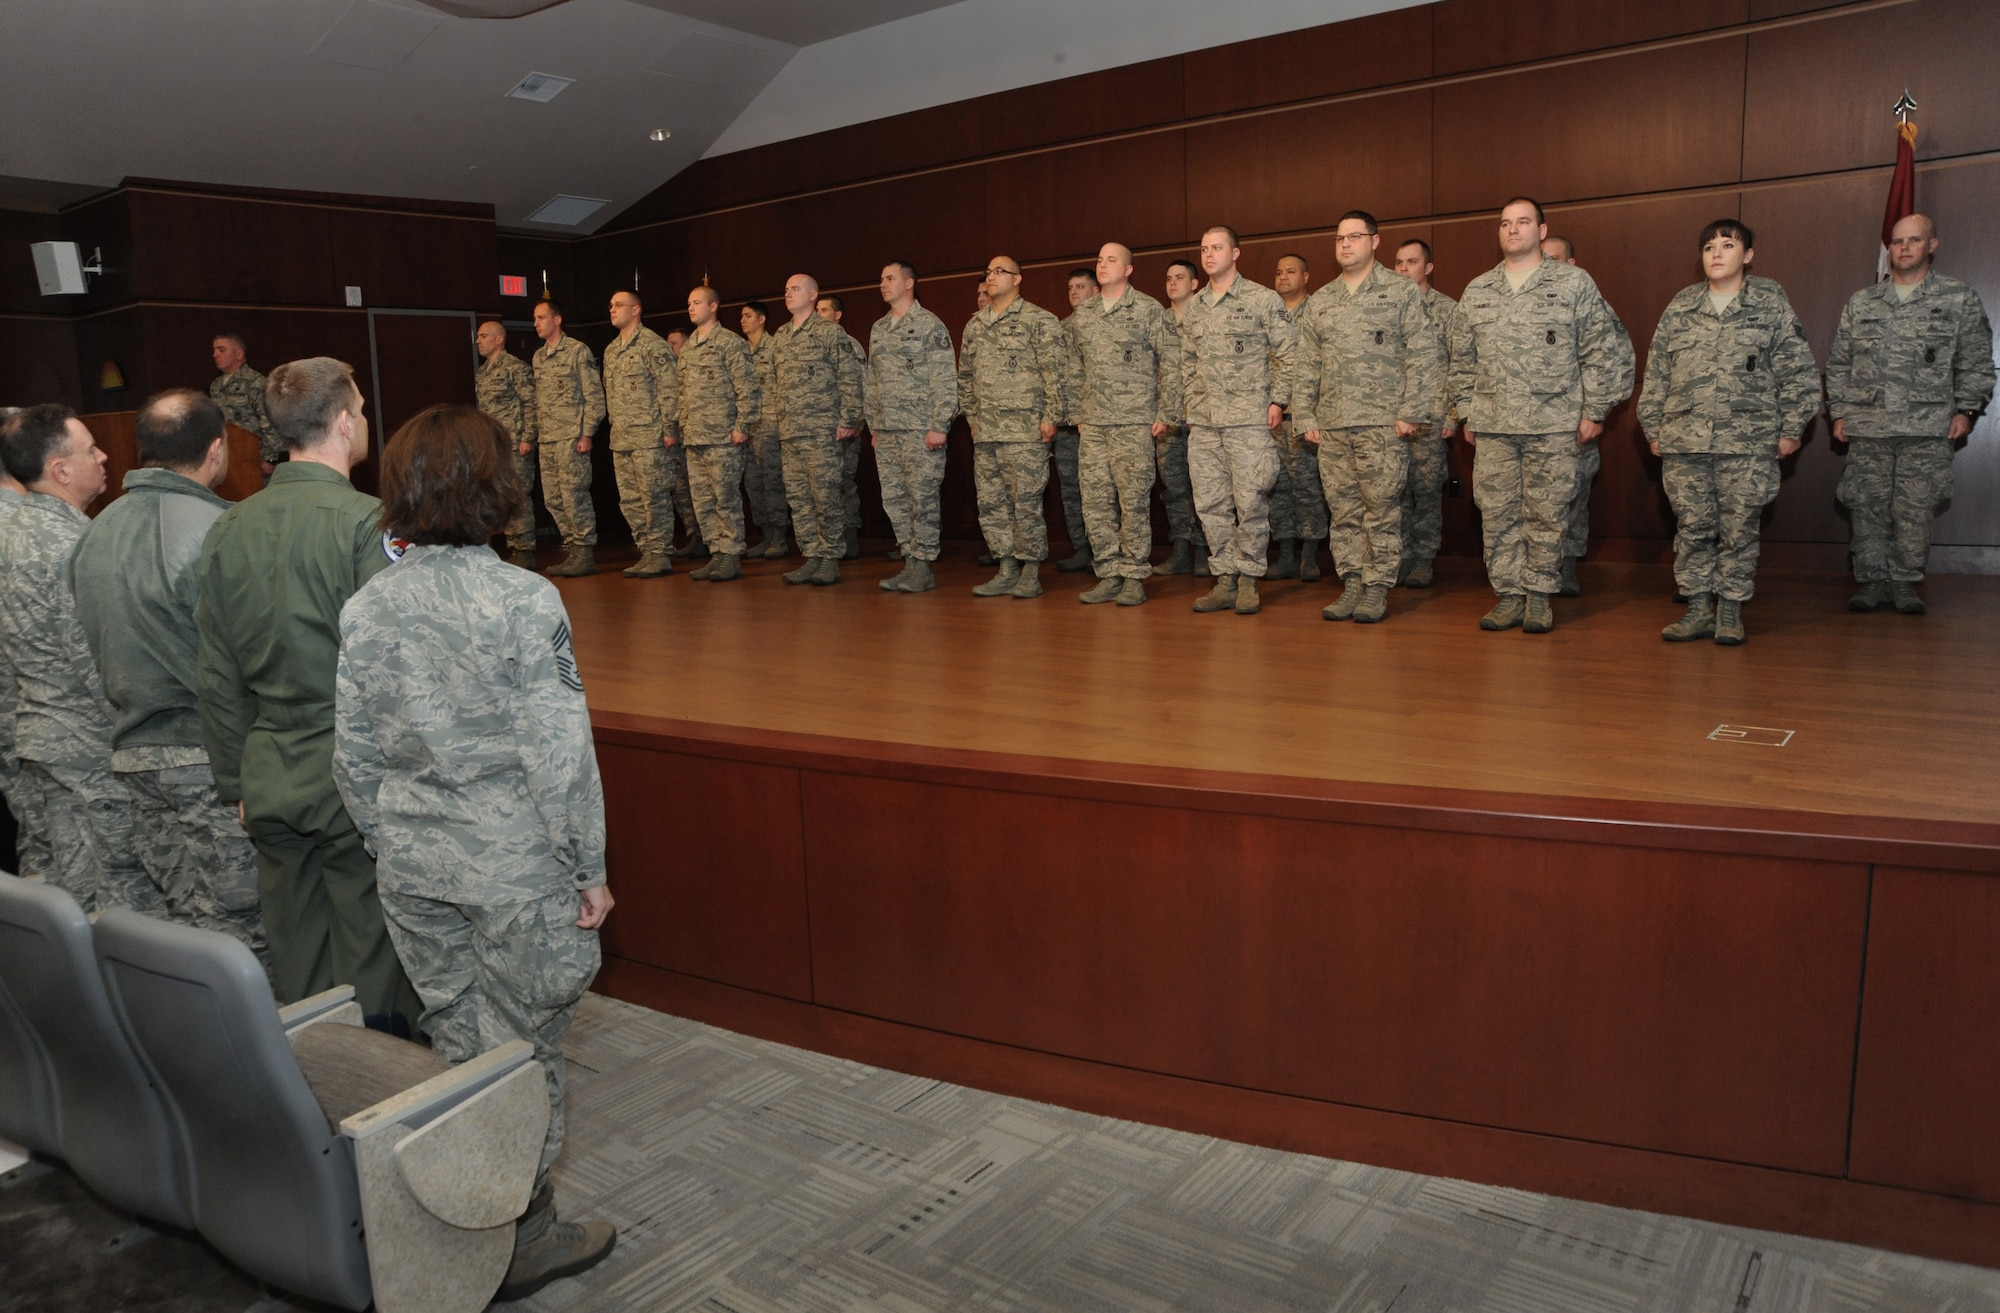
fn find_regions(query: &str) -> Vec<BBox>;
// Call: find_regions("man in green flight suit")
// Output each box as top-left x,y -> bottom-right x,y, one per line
195,356 -> 419,1027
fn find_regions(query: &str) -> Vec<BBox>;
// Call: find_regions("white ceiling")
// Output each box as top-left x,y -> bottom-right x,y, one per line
1,0 -> 1422,233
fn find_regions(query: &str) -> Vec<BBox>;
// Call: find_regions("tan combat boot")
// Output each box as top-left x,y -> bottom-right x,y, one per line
1080,576 -> 1121,604
506,546 -> 539,570
895,559 -> 936,593
1712,597 -> 1745,645
545,546 -> 595,578
1523,591 -> 1555,633
1234,576 -> 1261,614
1847,581 -> 1889,611
1479,595 -> 1526,630
809,557 -> 841,586
1009,561 -> 1043,598
1351,584 -> 1389,624
1662,595 -> 1716,642
1115,578 -> 1147,606
492,1181 -> 616,1303
1165,541 -> 1194,575
1889,581 -> 1926,615
706,553 -> 742,582
972,559 -> 1021,596
1322,575 -> 1363,621
623,549 -> 671,578
1192,574 -> 1237,612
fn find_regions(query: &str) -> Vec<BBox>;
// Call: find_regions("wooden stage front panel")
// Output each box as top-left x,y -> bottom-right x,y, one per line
566,553 -> 2000,1268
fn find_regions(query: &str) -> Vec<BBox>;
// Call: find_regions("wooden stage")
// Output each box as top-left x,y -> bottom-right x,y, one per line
559,547 -> 2000,1270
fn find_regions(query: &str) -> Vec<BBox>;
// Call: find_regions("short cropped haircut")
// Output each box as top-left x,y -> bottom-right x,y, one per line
1201,225 -> 1241,248
213,331 -> 246,351
1396,238 -> 1434,263
1502,196 -> 1547,225
615,288 -> 642,309
1543,235 -> 1575,259
377,405 -> 522,546
886,260 -> 918,282
1276,252 -> 1309,269
1336,210 -> 1379,235
1166,258 -> 1200,280
137,389 -> 224,471
742,300 -> 770,320
537,299 -> 563,318
265,357 -> 359,452
690,286 -> 719,306
2,403 -> 78,484
1698,218 -> 1755,250
815,293 -> 845,313
1067,267 -> 1100,286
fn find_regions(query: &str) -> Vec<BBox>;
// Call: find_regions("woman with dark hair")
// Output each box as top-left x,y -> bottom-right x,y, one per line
331,403 -> 617,1300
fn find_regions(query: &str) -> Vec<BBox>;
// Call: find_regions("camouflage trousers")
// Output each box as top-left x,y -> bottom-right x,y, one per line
874,431 -> 947,562
119,754 -> 267,963
842,435 -> 863,535
973,440 -> 1052,562
1051,428 -> 1087,551
1078,424 -> 1157,580
1269,420 -> 1327,544
1472,432 -> 1578,597
1563,438 -> 1601,561
612,444 -> 678,556
0,753 -> 52,882
685,442 -> 748,558
505,444 -> 540,552
1154,426 -> 1198,545
379,886 -> 601,1179
668,443 -> 699,546
25,758 -> 158,915
1317,426 -> 1410,588
537,441 -> 596,548
1838,436 -> 1955,584
782,434 -> 848,560
743,426 -> 788,534
1662,453 -> 1779,602
1188,424 -> 1280,578
1401,433 -> 1451,575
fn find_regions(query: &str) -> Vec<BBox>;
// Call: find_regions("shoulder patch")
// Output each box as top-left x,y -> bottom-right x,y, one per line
552,619 -> 584,693
381,531 -> 410,563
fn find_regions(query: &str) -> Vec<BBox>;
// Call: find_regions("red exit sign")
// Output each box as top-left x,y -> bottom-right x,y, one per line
499,274 -> 528,298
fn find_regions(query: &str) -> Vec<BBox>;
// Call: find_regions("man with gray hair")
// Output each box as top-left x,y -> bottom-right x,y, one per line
196,358 -> 419,1027
0,407 -> 53,885
0,404 -> 156,913
70,389 -> 267,958
210,331 -> 282,473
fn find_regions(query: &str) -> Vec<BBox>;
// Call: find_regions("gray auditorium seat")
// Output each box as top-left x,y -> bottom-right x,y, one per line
0,871 -> 193,1227
93,908 -> 550,1313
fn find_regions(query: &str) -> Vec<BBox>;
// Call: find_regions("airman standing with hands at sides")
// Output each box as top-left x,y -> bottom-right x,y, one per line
602,290 -> 681,579
1639,220 -> 1820,645
960,256 -> 1066,599
1449,198 -> 1633,634
772,275 -> 862,586
868,261 -> 959,594
1392,238 -> 1458,589
530,300 -> 607,578
676,286 -> 760,582
1268,253 -> 1323,582
1159,260 -> 1205,574
474,319 -> 540,569
1181,225 -> 1297,616
1827,213 -> 1995,615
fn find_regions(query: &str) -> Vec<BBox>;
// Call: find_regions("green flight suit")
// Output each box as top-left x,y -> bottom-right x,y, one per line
195,461 -> 419,1021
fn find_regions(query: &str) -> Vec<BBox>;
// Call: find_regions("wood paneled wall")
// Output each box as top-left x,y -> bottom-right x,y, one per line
566,0 -> 2000,562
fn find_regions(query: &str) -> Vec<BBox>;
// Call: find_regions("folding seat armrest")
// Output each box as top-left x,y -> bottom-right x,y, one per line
279,985 -> 361,1034
335,1040 -> 550,1313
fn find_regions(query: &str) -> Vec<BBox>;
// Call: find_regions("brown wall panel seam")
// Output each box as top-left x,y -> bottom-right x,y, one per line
62,301 -> 377,322
1842,864 -> 1875,1180
598,0 -> 1917,237
63,185 -> 494,225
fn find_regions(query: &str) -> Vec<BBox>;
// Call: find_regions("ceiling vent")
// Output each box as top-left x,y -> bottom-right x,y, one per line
526,195 -> 608,226
506,72 -> 574,103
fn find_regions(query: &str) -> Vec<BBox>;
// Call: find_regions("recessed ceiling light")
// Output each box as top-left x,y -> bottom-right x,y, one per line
506,72 -> 573,103
648,128 -> 672,142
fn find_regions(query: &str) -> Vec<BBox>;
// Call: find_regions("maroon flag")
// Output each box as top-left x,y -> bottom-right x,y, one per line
1879,118 -> 1917,278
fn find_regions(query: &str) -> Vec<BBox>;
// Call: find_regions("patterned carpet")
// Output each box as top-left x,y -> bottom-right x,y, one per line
523,994 -> 2000,1313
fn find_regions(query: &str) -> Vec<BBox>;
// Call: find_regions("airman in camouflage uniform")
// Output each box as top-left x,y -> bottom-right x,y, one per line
1296,214 -> 1444,625
1067,243 -> 1182,607
1827,213 -> 1996,614
0,456 -> 52,884
71,391 -> 267,957
1640,223 -> 1821,645
815,295 -> 870,559
602,291 -> 681,579
474,321 -> 540,568
772,277 -> 863,586
1052,269 -> 1099,573
868,262 -> 958,594
959,257 -> 1066,599
1269,254 -> 1324,581
210,333 -> 282,465
531,300 -> 607,577
1449,199 -> 1634,633
1180,226 -> 1298,616
739,302 -> 790,559
1393,239 -> 1459,589
1160,261 -> 1204,573
677,287 -> 760,581
0,406 -> 155,913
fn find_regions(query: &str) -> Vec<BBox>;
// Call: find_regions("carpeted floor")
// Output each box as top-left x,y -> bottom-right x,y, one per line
6,992 -> 1999,1312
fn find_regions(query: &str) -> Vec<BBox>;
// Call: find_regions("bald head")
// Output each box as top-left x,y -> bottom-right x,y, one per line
1887,212 -> 1940,280
782,273 -> 819,321
1095,242 -> 1135,298
687,284 -> 720,330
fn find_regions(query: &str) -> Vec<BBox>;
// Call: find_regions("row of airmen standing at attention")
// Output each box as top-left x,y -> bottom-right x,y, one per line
0,377 -> 620,1297
461,196 -> 1992,642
